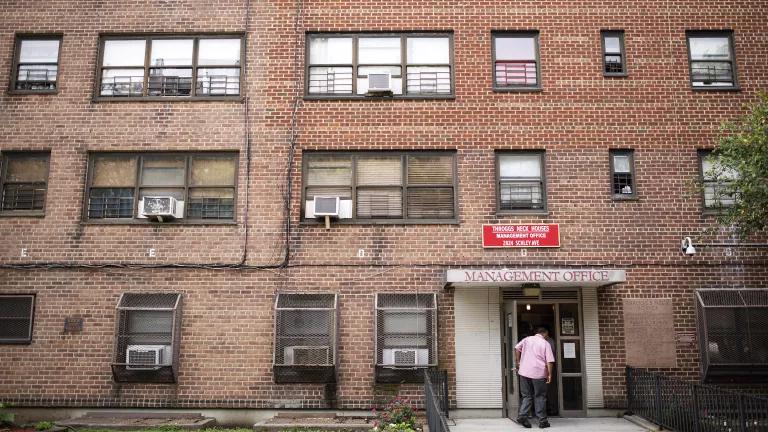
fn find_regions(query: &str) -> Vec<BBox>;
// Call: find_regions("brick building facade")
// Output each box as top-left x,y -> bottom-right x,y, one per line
1,0 -> 767,419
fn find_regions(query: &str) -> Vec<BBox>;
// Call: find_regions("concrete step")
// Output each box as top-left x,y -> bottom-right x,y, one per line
253,411 -> 374,432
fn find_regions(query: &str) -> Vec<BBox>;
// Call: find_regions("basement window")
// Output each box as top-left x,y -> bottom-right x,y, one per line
0,294 -> 36,344
111,293 -> 182,383
696,289 -> 768,383
375,293 -> 437,383
96,35 -> 243,99
1,152 -> 50,215
10,35 -> 61,93
273,293 -> 338,384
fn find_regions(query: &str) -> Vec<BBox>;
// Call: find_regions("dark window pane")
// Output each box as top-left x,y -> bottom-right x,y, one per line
88,188 -> 134,219
560,340 -> 581,373
562,376 -> 584,411
148,69 -> 193,96
604,55 -> 623,73
356,188 -> 403,218
407,187 -> 454,219
2,183 -> 46,211
187,188 -> 235,220
0,295 -> 34,343
559,303 -> 580,337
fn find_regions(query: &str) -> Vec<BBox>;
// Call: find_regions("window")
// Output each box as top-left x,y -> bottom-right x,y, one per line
302,152 -> 457,223
699,150 -> 737,210
687,31 -> 738,89
273,293 -> 338,384
601,31 -> 626,76
610,150 -> 636,198
111,293 -> 181,383
10,35 -> 61,93
96,35 -> 242,99
0,294 -> 35,344
492,32 -> 540,90
85,152 -> 237,221
306,33 -> 453,97
1,152 -> 50,214
375,293 -> 437,383
695,289 -> 768,382
496,152 -> 546,212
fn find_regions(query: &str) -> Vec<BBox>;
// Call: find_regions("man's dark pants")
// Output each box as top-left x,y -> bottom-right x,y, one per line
518,375 -> 548,421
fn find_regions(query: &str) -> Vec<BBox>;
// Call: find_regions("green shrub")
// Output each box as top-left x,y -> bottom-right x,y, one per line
373,397 -> 418,431
35,421 -> 55,431
0,403 -> 14,426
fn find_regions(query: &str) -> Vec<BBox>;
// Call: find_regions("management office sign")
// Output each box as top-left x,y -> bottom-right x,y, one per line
482,224 -> 560,248
445,268 -> 627,288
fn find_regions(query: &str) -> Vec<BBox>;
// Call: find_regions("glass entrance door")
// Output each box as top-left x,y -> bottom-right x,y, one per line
503,299 -> 586,418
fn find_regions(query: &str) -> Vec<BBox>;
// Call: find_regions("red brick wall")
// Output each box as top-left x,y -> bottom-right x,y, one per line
1,0 -> 767,410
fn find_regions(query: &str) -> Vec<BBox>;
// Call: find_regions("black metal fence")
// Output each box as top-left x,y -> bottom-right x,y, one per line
424,369 -> 450,432
626,367 -> 768,432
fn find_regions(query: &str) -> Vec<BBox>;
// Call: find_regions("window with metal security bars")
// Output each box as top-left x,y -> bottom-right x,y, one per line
375,293 -> 437,383
493,32 -> 540,90
273,293 -> 338,383
601,31 -> 627,76
696,289 -> 768,382
0,295 -> 35,344
111,293 -> 182,383
1,152 -> 50,214
496,152 -> 546,212
699,150 -> 737,211
10,36 -> 61,93
85,152 -> 237,221
303,152 -> 457,223
610,149 -> 636,198
687,31 -> 738,89
96,35 -> 242,99
306,33 -> 453,97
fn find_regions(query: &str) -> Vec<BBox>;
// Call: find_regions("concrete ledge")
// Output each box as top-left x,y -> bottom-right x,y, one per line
57,412 -> 217,430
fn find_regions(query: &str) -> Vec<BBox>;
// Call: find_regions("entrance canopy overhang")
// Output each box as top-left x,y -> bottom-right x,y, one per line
444,268 -> 626,289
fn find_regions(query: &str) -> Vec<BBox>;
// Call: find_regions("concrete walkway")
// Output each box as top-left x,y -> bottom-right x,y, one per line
450,417 -> 649,432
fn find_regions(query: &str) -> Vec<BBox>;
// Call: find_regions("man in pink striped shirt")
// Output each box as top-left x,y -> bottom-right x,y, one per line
514,326 -> 555,429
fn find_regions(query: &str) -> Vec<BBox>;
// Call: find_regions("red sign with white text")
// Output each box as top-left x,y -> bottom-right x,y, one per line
482,224 -> 560,248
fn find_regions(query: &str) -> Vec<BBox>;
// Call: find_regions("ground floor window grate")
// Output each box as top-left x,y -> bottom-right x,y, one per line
0,294 -> 35,344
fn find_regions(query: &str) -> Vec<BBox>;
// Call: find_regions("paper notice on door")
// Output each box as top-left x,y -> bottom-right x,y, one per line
563,342 -> 576,359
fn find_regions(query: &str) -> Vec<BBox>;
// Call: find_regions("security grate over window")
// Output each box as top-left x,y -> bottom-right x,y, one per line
273,293 -> 338,384
375,293 -> 438,383
111,293 -> 182,383
696,289 -> 768,383
0,294 -> 35,344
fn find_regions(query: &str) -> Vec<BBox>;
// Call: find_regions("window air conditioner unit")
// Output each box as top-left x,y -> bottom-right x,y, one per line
284,346 -> 331,366
367,73 -> 392,94
139,196 -> 184,222
126,344 -> 171,370
383,348 -> 429,366
312,196 -> 340,217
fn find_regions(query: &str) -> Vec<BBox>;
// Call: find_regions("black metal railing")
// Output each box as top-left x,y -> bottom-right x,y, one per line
424,369 -> 450,432
626,367 -> 768,432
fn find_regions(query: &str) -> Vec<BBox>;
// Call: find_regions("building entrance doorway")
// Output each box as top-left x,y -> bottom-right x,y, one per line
503,296 -> 586,418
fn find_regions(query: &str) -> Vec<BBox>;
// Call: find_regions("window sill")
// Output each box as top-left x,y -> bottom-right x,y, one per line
0,340 -> 33,345
0,211 -> 45,218
300,218 -> 459,226
303,94 -> 455,101
82,219 -> 238,226
7,89 -> 59,96
691,85 -> 741,92
493,87 -> 542,93
91,96 -> 244,103
495,210 -> 549,217
604,72 -> 628,78
611,195 -> 639,201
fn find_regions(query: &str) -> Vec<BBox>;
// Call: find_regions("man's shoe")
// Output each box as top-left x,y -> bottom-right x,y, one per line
516,417 -> 532,428
539,420 -> 551,429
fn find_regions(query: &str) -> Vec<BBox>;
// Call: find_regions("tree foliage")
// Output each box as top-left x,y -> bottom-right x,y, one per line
707,92 -> 768,238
